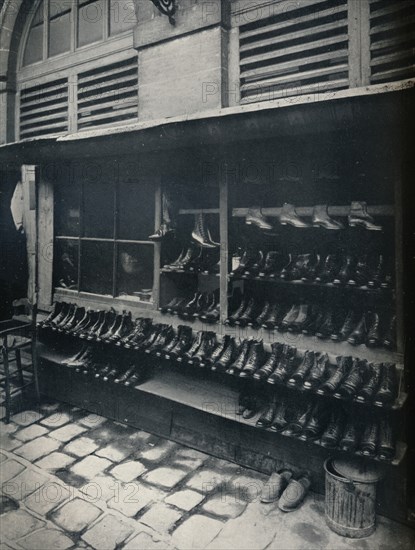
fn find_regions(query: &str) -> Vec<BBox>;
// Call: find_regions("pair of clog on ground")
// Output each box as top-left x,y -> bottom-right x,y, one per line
261,470 -> 311,511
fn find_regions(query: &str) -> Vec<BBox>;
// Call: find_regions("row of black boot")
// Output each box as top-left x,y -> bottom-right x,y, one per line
250,394 -> 396,461
159,291 -> 219,323
163,245 -> 220,274
231,250 -> 392,289
225,297 -> 396,349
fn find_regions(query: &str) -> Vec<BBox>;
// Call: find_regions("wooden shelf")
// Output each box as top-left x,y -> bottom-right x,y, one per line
161,268 -> 219,276
178,208 -> 220,215
232,205 -> 394,218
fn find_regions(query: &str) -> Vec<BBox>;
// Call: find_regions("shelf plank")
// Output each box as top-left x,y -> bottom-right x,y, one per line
232,205 -> 395,218
178,209 -> 220,215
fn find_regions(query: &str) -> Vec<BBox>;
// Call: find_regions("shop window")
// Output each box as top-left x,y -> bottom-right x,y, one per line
78,0 -> 105,47
54,166 -> 155,301
49,9 -> 71,57
23,2 -> 44,66
109,0 -> 137,35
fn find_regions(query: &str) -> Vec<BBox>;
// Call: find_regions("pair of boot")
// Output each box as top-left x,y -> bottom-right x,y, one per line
253,344 -> 297,384
261,469 -> 311,512
256,395 -> 291,431
161,292 -> 219,323
163,246 -> 219,273
237,391 -> 260,419
225,298 -> 284,330
176,330 -> 217,367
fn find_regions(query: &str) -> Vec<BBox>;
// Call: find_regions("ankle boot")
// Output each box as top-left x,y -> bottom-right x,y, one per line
289,402 -> 314,434
315,255 -> 339,283
235,297 -> 257,327
58,305 -> 80,332
360,420 -> 378,456
137,325 -> 163,351
180,292 -> 202,319
167,326 -> 193,359
245,206 -> 273,230
262,303 -> 284,330
163,249 -> 185,271
252,301 -> 271,328
347,314 -> 367,345
78,311 -> 101,339
226,339 -> 251,375
332,310 -> 356,341
176,246 -> 198,270
256,396 -> 278,428
187,247 -> 204,273
53,304 -> 75,330
333,256 -> 355,285
288,304 -> 310,332
303,353 -> 330,390
348,201 -> 382,231
377,418 -> 396,460
205,335 -> 231,367
279,203 -> 310,228
356,363 -> 382,402
38,302 -> 64,328
109,312 -> 133,342
281,304 -> 300,330
280,254 -> 298,280
81,311 -> 105,340
124,368 -> 146,387
240,340 -> 265,377
347,256 -> 370,287
192,213 -> 218,248
125,319 -> 152,349
368,255 -> 386,288
337,358 -> 366,398
318,356 -> 352,394
146,326 -> 175,354
181,331 -> 204,362
189,332 -> 217,366
64,344 -> 90,366
192,293 -> 209,319
243,251 -> 265,278
149,221 -> 174,241
366,313 -> 381,347
302,403 -> 331,439
270,400 -> 290,431
321,409 -> 345,448
375,363 -> 398,404
287,350 -> 315,386
160,297 -> 182,314
98,313 -> 122,342
230,250 -> 256,278
301,308 -> 324,335
199,293 -> 216,321
253,343 -> 284,380
339,420 -> 359,451
301,254 -> 321,282
316,309 -> 336,339
95,312 -> 116,341
267,345 -> 297,385
259,251 -> 283,278
383,315 -> 396,349
312,204 -> 344,230
212,337 -> 237,372
115,364 -> 136,384
225,297 -> 249,326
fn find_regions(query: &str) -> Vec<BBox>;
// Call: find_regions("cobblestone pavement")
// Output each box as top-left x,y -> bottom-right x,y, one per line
1,402 -> 414,550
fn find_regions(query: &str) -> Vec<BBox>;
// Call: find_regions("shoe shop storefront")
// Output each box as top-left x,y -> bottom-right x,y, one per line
1,0 -> 413,528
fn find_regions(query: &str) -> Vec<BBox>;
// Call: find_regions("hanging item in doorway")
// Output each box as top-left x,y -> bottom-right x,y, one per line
191,213 -> 219,248
149,191 -> 176,241
10,181 -> 25,232
150,0 -> 176,24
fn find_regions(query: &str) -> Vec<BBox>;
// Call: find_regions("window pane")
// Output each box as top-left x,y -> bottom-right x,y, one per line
83,181 -> 114,238
54,239 -> 79,290
80,241 -> 113,295
49,11 -> 71,56
117,244 -> 153,301
23,24 -> 43,65
54,181 -> 81,236
118,182 -> 155,240
49,0 -> 70,17
78,0 -> 104,47
109,0 -> 136,35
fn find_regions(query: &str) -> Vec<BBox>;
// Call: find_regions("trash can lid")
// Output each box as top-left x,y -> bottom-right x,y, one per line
332,458 -> 383,483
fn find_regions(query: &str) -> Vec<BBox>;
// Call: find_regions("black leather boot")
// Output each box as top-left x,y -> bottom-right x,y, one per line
160,297 -> 182,314
337,358 -> 366,398
109,312 -> 133,342
58,305 -> 80,332
125,319 -> 153,349
301,254 -> 321,282
279,203 -> 310,228
348,201 -> 382,231
187,248 -> 204,273
136,324 -> 163,351
245,207 -> 273,230
315,255 -> 339,283
98,313 -> 122,342
70,309 -> 94,336
267,345 -> 297,385
318,356 -> 352,394
288,304 -> 310,332
146,326 -> 175,354
312,204 -> 344,230
360,420 -> 378,456
258,251 -> 283,278
160,327 -> 181,357
256,396 -> 278,428
52,304 -> 75,330
225,297 -> 249,326
253,343 -> 283,380
166,326 -> 193,359
347,314 -> 367,345
176,246 -> 199,271
367,255 -> 386,288
287,350 -> 315,386
149,222 -> 174,241
251,301 -> 272,328
281,304 -> 300,330
333,256 -> 355,285
262,303 -> 284,330
339,419 -> 359,451
301,402 -> 331,439
226,339 -> 251,375
188,332 -> 217,366
377,418 -> 396,460
321,409 -> 345,448
180,292 -> 202,319
347,256 -> 370,287
383,315 -> 396,349
280,255 -> 299,281
243,251 -> 265,278
95,312 -> 117,342
235,297 -> 257,327
81,311 -> 104,340
332,310 -> 356,341
240,340 -> 265,377
163,249 -> 185,271
230,250 -> 256,278
270,400 -> 290,431
204,335 -> 231,367
38,301 -> 65,328
124,368 -> 146,387
212,337 -> 237,372
301,308 -> 324,336
366,313 -> 381,347
303,353 -> 330,390
78,311 -> 101,339
181,331 -> 204,362
288,402 -> 314,435
192,293 -> 210,319
316,309 -> 335,339
375,363 -> 398,404
115,364 -> 136,384
356,363 -> 382,402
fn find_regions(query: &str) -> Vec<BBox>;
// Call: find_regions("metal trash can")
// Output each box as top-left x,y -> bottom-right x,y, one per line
324,458 -> 382,538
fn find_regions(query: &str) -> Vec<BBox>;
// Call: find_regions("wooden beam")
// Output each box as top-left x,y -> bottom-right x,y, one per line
37,170 -> 54,309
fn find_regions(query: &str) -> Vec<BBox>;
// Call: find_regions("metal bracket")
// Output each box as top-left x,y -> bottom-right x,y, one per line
151,0 -> 176,25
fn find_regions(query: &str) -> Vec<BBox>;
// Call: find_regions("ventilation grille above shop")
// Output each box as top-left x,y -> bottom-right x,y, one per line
19,77 -> 69,139
77,57 -> 138,130
238,0 -> 349,104
369,0 -> 415,84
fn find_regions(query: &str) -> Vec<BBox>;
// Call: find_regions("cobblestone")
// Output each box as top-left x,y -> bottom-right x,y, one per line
3,467 -> 49,501
139,439 -> 177,462
110,460 -> 146,482
202,494 -> 247,518
17,528 -> 74,550
139,503 -> 182,533
81,514 -> 134,549
0,434 -> 23,451
95,443 -> 132,462
172,448 -> 209,470
1,509 -> 45,540
10,410 -> 44,426
13,424 -> 48,442
63,436 -> 100,457
40,411 -> 72,428
49,423 -> 87,442
14,435 -> 60,461
24,482 -> 72,515
172,514 -> 224,550
80,475 -> 119,503
0,459 -> 25,483
71,455 -> 112,479
123,531 -> 173,550
165,489 -> 205,511
78,414 -> 107,429
143,467 -> 189,489
108,483 -> 164,518
185,469 -> 234,494
51,497 -> 102,533
35,452 -> 76,471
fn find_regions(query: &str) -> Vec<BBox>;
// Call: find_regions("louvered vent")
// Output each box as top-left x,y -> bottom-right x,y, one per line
19,78 -> 68,139
370,0 -> 415,84
77,57 -> 138,130
239,0 -> 349,104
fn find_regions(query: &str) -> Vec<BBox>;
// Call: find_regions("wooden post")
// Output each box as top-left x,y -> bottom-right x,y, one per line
219,160 -> 229,326
348,0 -> 371,88
153,178 -> 162,309
37,168 -> 54,309
21,165 -> 37,306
